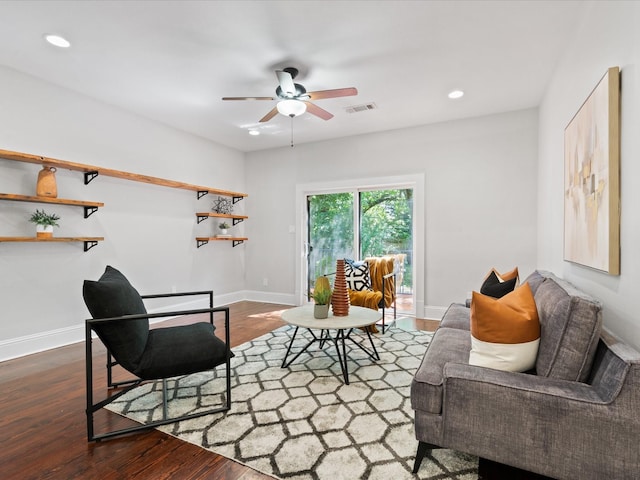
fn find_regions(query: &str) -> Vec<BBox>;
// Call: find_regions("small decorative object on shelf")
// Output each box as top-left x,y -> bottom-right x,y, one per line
212,196 -> 233,214
36,166 -> 58,198
29,209 -> 60,238
217,221 -> 231,237
313,276 -> 332,319
331,259 -> 350,317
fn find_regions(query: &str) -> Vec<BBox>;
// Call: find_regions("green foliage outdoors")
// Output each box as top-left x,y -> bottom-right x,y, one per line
360,189 -> 413,258
308,189 -> 413,289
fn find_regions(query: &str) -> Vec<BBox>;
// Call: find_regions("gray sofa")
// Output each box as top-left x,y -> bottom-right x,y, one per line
411,270 -> 640,479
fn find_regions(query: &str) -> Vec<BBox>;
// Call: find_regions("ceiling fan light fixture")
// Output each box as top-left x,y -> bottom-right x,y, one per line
277,99 -> 306,117
448,90 -> 464,99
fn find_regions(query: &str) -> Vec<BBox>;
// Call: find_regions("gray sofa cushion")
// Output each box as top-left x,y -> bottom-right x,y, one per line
438,303 -> 471,331
522,270 -> 546,295
534,275 -> 602,382
411,327 -> 470,414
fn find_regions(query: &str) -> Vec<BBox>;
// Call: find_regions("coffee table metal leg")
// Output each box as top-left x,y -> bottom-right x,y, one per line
365,327 -> 380,360
333,329 -> 349,384
344,326 -> 380,361
282,327 -> 320,368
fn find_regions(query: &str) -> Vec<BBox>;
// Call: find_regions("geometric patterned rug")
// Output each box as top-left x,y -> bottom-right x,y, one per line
106,325 -> 478,479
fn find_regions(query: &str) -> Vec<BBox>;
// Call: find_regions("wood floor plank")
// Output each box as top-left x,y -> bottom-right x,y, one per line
0,301 -> 433,480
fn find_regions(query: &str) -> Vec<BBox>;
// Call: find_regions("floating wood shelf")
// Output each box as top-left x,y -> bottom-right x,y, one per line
0,148 -> 247,200
0,193 -> 104,218
196,237 -> 248,248
0,237 -> 104,251
1,148 -> 249,250
195,212 -> 248,224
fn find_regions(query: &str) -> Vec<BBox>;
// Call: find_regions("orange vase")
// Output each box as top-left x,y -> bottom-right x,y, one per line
331,259 -> 350,317
36,166 -> 58,198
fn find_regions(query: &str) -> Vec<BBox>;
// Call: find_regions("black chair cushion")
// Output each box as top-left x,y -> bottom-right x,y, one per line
135,323 -> 229,379
83,266 -> 149,373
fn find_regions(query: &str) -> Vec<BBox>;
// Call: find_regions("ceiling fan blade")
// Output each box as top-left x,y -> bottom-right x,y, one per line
307,87 -> 358,100
303,101 -> 334,121
222,96 -> 275,101
259,107 -> 279,123
276,70 -> 296,96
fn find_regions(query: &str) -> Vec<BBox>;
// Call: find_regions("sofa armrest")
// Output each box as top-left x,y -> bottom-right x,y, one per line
443,363 -> 606,404
439,362 -> 638,478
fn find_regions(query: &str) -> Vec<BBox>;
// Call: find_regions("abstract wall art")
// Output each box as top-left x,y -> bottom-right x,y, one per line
564,66 -> 620,275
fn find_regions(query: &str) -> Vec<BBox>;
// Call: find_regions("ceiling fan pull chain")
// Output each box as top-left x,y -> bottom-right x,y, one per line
290,115 -> 295,148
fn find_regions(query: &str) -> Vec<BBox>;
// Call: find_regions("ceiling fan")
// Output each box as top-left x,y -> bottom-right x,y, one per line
222,67 -> 358,123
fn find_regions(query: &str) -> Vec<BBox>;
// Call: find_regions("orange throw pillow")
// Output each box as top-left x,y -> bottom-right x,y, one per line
470,282 -> 540,372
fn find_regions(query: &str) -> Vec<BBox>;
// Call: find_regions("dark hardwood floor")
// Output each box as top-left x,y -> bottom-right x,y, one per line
0,302 -> 435,480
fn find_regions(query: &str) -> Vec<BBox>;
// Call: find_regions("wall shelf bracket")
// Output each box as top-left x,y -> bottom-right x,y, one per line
84,206 -> 99,218
232,218 -> 244,226
196,239 -> 209,248
232,196 -> 243,204
84,240 -> 99,252
84,171 -> 99,185
197,191 -> 208,200
232,240 -> 244,247
196,214 -> 208,224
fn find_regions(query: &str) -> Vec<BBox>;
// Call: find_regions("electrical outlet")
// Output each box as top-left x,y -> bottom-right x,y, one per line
171,285 -> 177,293
263,278 -> 269,286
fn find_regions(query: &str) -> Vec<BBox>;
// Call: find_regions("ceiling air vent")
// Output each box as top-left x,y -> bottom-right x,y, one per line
345,102 -> 377,114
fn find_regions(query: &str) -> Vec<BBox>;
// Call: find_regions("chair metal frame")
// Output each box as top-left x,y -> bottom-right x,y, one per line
85,290 -> 232,442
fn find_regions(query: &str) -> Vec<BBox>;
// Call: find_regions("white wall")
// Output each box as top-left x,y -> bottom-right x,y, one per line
538,1 -> 640,348
0,67 -> 246,360
245,108 -> 539,317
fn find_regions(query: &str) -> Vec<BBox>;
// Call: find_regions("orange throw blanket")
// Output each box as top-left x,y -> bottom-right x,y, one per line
348,290 -> 382,334
366,256 -> 395,308
349,289 -> 382,310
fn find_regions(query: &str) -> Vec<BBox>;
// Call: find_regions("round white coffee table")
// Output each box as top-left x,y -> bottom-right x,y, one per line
280,305 -> 382,384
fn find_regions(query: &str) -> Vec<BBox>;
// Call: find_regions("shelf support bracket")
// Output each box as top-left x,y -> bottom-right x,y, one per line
197,191 -> 208,200
84,171 -> 99,185
196,214 -> 208,224
232,218 -> 244,226
84,206 -> 99,219
232,196 -> 243,204
197,239 -> 209,248
232,240 -> 244,247
84,240 -> 99,252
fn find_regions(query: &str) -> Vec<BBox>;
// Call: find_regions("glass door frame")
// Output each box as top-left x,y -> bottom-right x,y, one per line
295,173 -> 425,317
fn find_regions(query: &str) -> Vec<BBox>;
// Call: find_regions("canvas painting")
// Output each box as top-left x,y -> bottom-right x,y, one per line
564,67 -> 620,275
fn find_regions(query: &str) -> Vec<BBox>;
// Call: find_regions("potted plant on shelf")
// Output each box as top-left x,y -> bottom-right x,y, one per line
312,276 -> 332,319
29,209 -> 60,238
218,221 -> 231,236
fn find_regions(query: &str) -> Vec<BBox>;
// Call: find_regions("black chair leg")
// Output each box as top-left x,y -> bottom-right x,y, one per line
413,441 -> 433,473
162,378 -> 168,419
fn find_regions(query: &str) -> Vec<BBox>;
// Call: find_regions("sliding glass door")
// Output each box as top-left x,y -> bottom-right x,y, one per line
306,187 -> 414,313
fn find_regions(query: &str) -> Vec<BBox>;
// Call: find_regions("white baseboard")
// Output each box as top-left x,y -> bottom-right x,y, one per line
0,290 -> 297,362
422,305 -> 448,321
242,290 -> 297,306
0,324 -> 86,363
1,292 -> 446,361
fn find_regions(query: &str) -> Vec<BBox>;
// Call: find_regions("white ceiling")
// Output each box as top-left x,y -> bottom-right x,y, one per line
0,0 -> 585,152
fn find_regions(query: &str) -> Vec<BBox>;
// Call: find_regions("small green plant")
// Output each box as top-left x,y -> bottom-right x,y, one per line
312,288 -> 332,305
219,221 -> 230,229
312,276 -> 332,305
29,209 -> 60,227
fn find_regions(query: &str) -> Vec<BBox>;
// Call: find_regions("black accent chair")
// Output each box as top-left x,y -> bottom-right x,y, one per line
83,266 -> 232,442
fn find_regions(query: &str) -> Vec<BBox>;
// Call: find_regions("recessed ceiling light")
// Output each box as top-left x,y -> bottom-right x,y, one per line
44,34 -> 71,48
448,90 -> 464,99
248,130 -> 260,136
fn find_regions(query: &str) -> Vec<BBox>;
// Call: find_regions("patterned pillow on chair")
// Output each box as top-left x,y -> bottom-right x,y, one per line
344,259 -> 372,291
